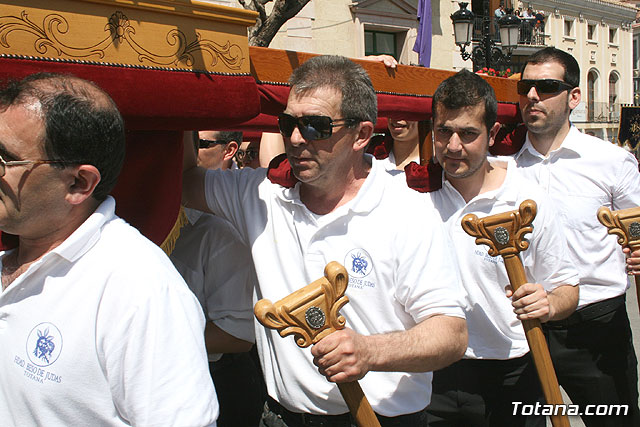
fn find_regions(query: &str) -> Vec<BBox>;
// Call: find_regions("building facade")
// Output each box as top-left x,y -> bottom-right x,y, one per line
209,0 -> 637,141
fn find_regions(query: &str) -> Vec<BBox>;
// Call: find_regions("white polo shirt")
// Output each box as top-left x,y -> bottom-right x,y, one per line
0,197 -> 218,427
204,157 -> 465,417
431,159 -> 579,359
513,126 -> 640,308
170,208 -> 256,362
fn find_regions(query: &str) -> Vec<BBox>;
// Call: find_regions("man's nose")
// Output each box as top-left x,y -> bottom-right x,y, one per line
526,86 -> 540,102
289,126 -> 307,146
448,133 -> 463,151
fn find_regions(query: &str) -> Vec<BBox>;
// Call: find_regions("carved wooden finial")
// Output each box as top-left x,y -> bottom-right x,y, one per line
597,205 -> 640,249
461,199 -> 537,258
254,261 -> 349,348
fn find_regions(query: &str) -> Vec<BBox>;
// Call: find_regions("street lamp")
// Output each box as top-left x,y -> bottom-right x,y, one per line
451,2 -> 520,70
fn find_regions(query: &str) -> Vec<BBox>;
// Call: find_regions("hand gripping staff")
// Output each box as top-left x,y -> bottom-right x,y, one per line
461,200 -> 570,427
254,261 -> 382,427
597,205 -> 640,313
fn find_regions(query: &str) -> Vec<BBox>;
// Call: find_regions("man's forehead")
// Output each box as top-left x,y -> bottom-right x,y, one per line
523,61 -> 564,79
0,101 -> 47,155
286,86 -> 342,114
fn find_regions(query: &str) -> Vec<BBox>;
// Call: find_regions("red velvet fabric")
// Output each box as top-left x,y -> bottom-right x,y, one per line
112,131 -> 184,245
0,57 -> 261,130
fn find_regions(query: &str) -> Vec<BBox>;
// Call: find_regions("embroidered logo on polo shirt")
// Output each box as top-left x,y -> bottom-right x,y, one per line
345,248 -> 373,278
27,322 -> 63,367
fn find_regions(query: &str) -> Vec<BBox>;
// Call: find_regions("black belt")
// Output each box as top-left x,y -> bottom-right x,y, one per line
266,396 -> 426,427
544,294 -> 626,328
266,397 -> 351,427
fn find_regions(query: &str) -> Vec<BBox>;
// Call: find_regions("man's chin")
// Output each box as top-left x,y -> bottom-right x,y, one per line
291,167 -> 317,184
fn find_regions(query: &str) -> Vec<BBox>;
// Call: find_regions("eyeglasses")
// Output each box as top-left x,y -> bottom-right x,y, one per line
235,147 -> 259,166
517,79 -> 575,95
0,154 -> 69,177
278,113 -> 360,141
198,138 -> 228,149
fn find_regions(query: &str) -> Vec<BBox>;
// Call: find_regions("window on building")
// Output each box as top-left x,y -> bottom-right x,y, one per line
609,72 -> 619,105
587,70 -> 598,121
609,28 -> 617,44
564,19 -> 573,37
364,30 -> 397,58
587,23 -> 597,41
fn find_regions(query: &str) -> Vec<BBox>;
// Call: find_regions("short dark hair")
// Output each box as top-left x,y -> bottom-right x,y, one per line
521,47 -> 580,88
0,72 -> 125,201
432,69 -> 498,132
215,131 -> 243,145
289,55 -> 377,125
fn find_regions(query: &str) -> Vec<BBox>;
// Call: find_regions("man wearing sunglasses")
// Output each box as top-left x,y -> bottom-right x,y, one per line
183,55 -> 467,426
513,47 -> 640,426
0,74 -> 218,425
196,130 -> 242,170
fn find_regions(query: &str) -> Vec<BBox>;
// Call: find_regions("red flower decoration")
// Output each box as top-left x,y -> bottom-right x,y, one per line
404,161 -> 443,193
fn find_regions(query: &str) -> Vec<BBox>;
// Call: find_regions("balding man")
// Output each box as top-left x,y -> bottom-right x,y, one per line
0,73 -> 218,426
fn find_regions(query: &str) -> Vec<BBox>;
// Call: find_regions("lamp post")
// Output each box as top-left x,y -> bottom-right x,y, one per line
451,2 -> 520,71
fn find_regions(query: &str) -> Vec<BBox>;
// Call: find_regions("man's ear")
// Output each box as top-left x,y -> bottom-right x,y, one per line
353,121 -> 375,152
568,87 -> 581,110
224,141 -> 239,162
488,122 -> 501,147
66,165 -> 101,205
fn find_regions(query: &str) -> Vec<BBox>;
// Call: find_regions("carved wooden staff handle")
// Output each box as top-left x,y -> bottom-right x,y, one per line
597,205 -> 640,314
462,200 -> 570,427
254,262 -> 381,427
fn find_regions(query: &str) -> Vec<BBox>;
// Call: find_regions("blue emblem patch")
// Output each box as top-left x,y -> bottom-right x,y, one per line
344,248 -> 373,278
27,322 -> 63,367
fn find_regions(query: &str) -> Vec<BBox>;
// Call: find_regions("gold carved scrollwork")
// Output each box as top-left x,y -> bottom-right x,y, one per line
0,10 -> 244,70
461,199 -> 537,258
597,205 -> 640,249
254,262 -> 350,348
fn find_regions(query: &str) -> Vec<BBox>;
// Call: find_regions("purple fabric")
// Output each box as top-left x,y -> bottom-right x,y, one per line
413,0 -> 432,67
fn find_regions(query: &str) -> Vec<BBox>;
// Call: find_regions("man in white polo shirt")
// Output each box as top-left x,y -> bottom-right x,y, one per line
426,70 -> 579,426
515,47 -> 640,426
182,55 -> 467,426
0,73 -> 218,426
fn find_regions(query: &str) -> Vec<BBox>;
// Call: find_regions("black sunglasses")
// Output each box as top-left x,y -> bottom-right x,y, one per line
517,79 -> 575,95
278,113 -> 360,141
198,138 -> 228,149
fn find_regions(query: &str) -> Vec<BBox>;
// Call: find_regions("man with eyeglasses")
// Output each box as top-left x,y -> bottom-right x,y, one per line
235,140 -> 261,168
183,54 -> 467,426
197,130 -> 242,170
0,73 -> 218,426
513,46 -> 640,426
171,130 -> 264,426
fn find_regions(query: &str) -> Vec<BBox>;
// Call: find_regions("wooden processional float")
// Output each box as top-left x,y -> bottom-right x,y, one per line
254,262 -> 381,427
461,200 -> 570,427
0,0 -> 522,247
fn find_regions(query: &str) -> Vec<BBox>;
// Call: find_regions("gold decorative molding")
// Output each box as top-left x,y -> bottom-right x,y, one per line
0,0 -> 256,73
597,205 -> 640,249
254,262 -> 349,348
461,199 -> 537,258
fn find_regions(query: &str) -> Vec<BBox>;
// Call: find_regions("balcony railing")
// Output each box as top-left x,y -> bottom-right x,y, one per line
472,16 -> 546,46
587,102 -> 621,123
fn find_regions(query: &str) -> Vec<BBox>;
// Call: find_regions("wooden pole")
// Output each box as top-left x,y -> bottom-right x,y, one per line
254,262 -> 381,427
597,205 -> 640,313
461,200 -> 570,427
